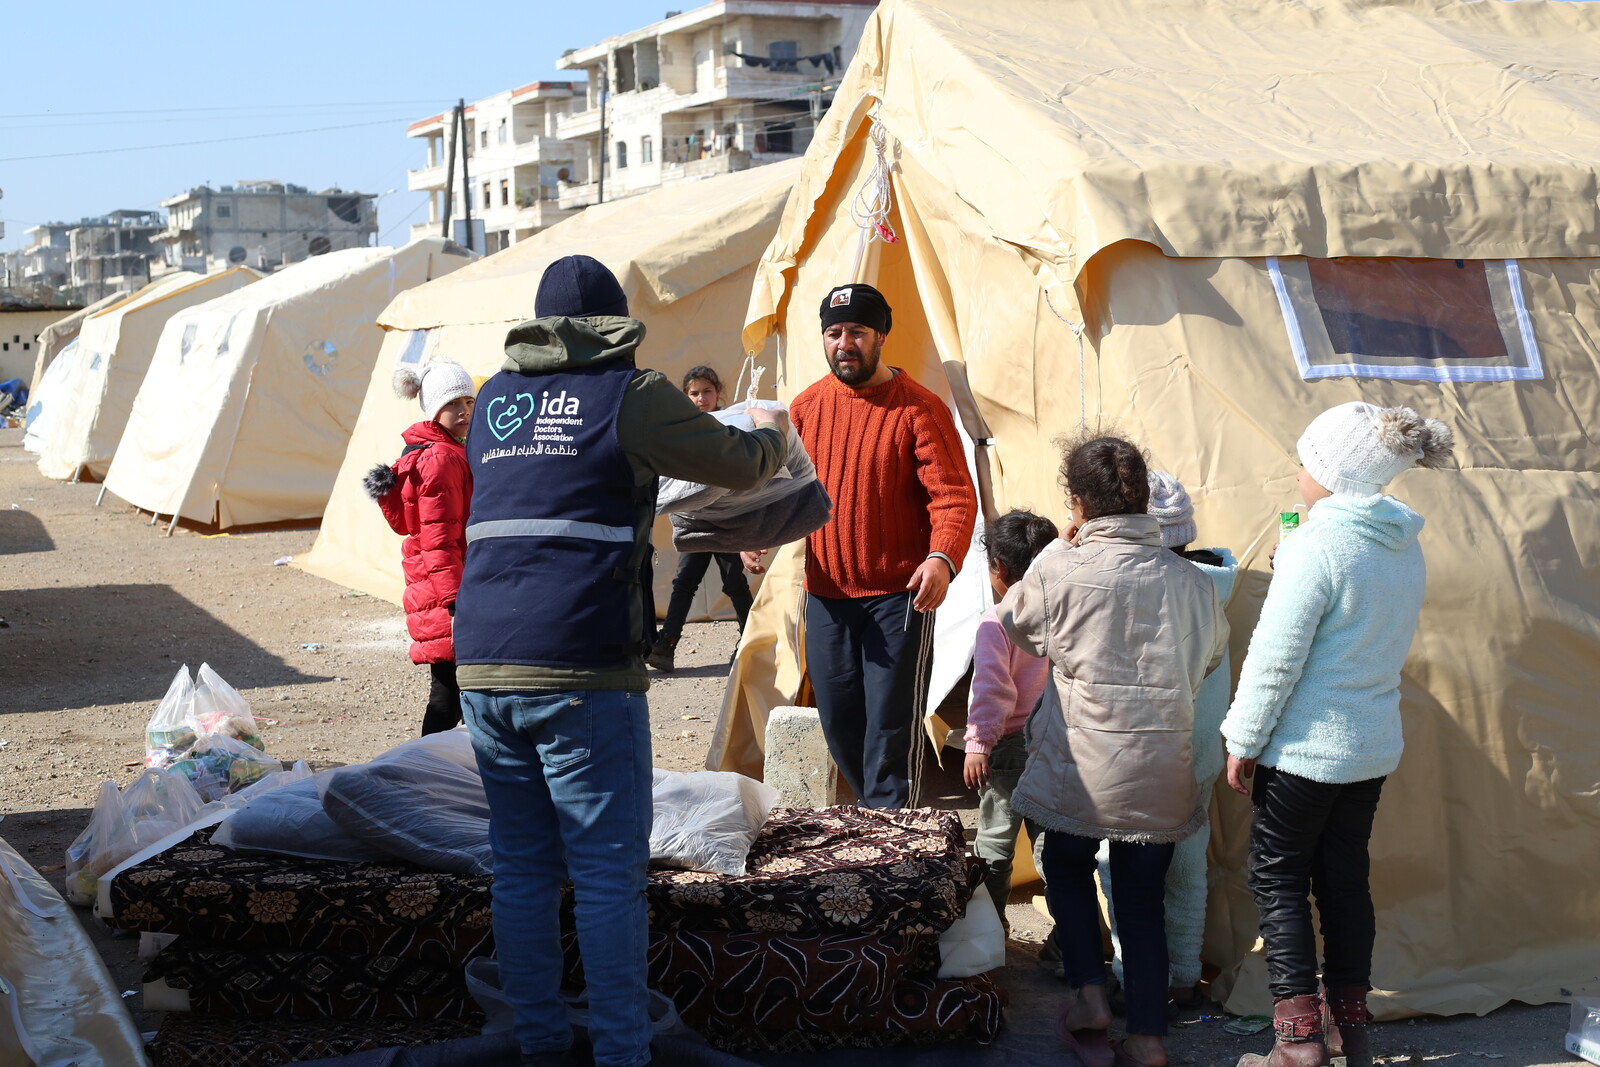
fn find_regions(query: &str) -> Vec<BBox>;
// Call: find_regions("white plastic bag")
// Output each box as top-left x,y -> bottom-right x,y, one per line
648,769 -> 779,876
212,771 -> 392,863
191,663 -> 263,750
63,770 -> 212,905
936,883 -> 1007,977
322,742 -> 492,874
144,666 -> 197,768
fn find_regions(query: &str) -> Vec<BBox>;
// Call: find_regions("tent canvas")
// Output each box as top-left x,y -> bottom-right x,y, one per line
718,0 -> 1600,1022
296,159 -> 803,620
28,289 -> 130,396
35,270 -> 260,482
101,239 -> 474,527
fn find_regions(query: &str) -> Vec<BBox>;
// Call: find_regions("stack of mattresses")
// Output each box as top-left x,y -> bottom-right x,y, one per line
565,806 -> 1005,1052
105,825 -> 493,1066
107,807 -> 1002,1063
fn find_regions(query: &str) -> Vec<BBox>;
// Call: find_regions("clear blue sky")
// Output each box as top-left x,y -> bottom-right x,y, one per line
0,1 -> 675,251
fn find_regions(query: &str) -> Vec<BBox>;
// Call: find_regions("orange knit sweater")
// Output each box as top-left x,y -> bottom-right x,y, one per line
791,368 -> 978,599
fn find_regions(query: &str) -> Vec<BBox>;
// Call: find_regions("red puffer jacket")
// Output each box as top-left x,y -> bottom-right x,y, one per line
366,420 -> 472,664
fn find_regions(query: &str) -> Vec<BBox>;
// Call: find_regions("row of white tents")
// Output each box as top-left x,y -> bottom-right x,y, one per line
11,0 -> 1600,1047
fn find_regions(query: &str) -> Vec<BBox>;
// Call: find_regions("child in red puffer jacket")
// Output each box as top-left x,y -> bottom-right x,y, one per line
365,360 -> 475,735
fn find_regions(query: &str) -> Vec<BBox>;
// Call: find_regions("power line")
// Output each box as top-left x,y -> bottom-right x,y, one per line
378,197 -> 431,245
0,108 -> 432,132
0,101 -> 448,120
0,118 -> 414,164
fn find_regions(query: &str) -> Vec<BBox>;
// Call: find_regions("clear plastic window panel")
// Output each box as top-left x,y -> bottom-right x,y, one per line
1268,256 -> 1543,382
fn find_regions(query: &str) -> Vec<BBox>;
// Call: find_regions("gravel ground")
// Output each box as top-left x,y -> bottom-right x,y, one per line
0,426 -> 1579,1065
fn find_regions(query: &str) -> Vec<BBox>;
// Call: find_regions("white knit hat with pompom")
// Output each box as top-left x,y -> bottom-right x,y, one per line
1297,401 -> 1455,497
393,360 -> 474,422
1146,469 -> 1197,548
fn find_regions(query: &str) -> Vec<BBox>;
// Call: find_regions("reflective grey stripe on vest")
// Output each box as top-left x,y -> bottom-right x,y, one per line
465,518 -> 634,543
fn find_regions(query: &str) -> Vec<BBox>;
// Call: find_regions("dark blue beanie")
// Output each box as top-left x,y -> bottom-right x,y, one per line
535,254 -> 629,319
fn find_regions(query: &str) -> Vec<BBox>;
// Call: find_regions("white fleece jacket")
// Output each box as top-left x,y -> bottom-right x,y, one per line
1221,493 -> 1426,784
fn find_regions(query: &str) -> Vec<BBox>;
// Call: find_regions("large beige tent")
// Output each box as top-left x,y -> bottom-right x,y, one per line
297,159 -> 802,616
713,0 -> 1600,1022
28,289 -> 130,395
101,239 -> 473,527
35,270 -> 259,482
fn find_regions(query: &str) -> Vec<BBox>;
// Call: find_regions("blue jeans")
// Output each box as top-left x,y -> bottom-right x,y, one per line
462,689 -> 653,1067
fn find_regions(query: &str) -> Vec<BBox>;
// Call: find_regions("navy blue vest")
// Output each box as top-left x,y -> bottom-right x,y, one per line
455,361 -> 649,668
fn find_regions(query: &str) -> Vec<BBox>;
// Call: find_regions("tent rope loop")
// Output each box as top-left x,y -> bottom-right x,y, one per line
849,102 -> 897,281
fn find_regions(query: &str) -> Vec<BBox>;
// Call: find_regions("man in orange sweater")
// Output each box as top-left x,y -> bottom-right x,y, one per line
782,282 -> 977,808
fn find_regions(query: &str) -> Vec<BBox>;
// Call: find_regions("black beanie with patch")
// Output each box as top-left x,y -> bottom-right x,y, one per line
819,282 -> 892,334
535,254 -> 629,319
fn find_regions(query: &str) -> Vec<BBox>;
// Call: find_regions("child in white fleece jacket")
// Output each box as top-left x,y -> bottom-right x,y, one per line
1222,402 -> 1454,1067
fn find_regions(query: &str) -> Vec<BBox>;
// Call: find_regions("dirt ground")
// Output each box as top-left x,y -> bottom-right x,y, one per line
0,425 -> 1580,1066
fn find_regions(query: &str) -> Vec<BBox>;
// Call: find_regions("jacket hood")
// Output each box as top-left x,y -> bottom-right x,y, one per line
401,419 -> 462,448
502,315 -> 646,374
1074,513 -> 1163,548
1311,493 -> 1425,550
1186,546 -> 1239,603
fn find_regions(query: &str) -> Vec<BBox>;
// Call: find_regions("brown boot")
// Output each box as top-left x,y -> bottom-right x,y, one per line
1236,994 -> 1329,1067
1323,986 -> 1373,1067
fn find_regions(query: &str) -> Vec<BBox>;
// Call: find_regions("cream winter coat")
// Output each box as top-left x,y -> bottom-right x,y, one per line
1002,514 -> 1229,844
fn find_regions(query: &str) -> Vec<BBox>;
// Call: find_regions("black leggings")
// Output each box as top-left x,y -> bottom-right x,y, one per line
1248,764 -> 1386,998
422,661 -> 463,735
657,551 -> 753,643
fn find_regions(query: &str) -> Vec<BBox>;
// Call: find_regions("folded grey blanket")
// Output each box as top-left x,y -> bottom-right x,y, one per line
670,478 -> 832,554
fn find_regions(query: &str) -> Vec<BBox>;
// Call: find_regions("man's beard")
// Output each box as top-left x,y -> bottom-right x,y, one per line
828,336 -> 882,386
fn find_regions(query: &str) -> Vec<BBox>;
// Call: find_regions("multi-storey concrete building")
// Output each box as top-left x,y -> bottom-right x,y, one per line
155,180 -> 377,275
553,0 -> 876,208
405,82 -> 583,254
68,211 -> 166,302
4,222 -> 75,293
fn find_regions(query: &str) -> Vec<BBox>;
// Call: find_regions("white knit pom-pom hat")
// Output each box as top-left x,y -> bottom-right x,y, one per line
393,361 -> 475,422
1297,401 -> 1456,497
1146,469 -> 1197,548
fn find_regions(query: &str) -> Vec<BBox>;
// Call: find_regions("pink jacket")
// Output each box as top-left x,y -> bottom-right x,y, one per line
963,606 -> 1050,755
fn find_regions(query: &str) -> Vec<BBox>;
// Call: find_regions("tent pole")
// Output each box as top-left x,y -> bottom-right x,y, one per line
148,511 -> 159,527
95,485 -> 107,507
165,514 -> 178,537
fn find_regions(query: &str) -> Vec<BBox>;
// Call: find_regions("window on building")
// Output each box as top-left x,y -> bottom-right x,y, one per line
616,140 -> 628,169
500,179 -> 510,206
641,136 -> 653,164
1268,256 -> 1544,382
480,129 -> 489,149
498,118 -> 507,144
216,203 -> 231,219
482,182 -> 491,210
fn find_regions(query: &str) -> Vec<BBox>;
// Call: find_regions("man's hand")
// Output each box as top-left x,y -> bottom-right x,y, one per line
906,557 -> 951,612
963,751 -> 991,790
1226,753 -> 1257,796
741,549 -> 768,575
745,406 -> 787,434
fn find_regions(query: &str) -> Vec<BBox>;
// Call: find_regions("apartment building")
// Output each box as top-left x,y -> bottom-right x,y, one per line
155,180 -> 378,275
4,222 -> 75,292
405,82 -> 583,254
553,0 -> 877,208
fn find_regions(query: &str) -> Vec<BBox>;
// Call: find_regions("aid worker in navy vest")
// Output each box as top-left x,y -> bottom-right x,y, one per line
454,254 -> 786,1067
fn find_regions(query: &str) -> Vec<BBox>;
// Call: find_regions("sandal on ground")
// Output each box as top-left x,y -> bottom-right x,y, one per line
1056,999 -> 1114,1067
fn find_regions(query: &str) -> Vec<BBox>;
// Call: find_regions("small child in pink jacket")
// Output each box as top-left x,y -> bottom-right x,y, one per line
964,508 -> 1059,925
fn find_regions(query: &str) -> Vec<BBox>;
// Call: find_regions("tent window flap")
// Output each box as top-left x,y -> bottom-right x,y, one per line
1269,256 -> 1543,382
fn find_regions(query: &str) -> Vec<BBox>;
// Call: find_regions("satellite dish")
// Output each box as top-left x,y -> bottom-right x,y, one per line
227,245 -> 247,264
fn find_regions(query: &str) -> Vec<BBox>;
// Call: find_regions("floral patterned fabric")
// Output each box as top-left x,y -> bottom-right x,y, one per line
147,941 -> 478,1019
645,806 -> 972,938
107,825 -> 494,964
145,1012 -> 480,1067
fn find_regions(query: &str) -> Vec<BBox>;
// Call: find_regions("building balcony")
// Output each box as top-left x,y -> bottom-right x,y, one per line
408,164 -> 448,192
410,221 -> 442,243
557,181 -> 600,211
554,107 -> 604,140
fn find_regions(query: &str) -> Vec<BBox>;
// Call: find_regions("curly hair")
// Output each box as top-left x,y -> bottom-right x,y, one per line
982,509 -> 1059,585
681,365 -> 723,393
1056,431 -> 1150,521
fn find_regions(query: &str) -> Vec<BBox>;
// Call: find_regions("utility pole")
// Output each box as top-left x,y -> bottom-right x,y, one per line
597,64 -> 609,205
460,98 -> 474,252
441,102 -> 459,240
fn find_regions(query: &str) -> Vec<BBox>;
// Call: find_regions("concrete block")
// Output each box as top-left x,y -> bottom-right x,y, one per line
763,705 -> 838,809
